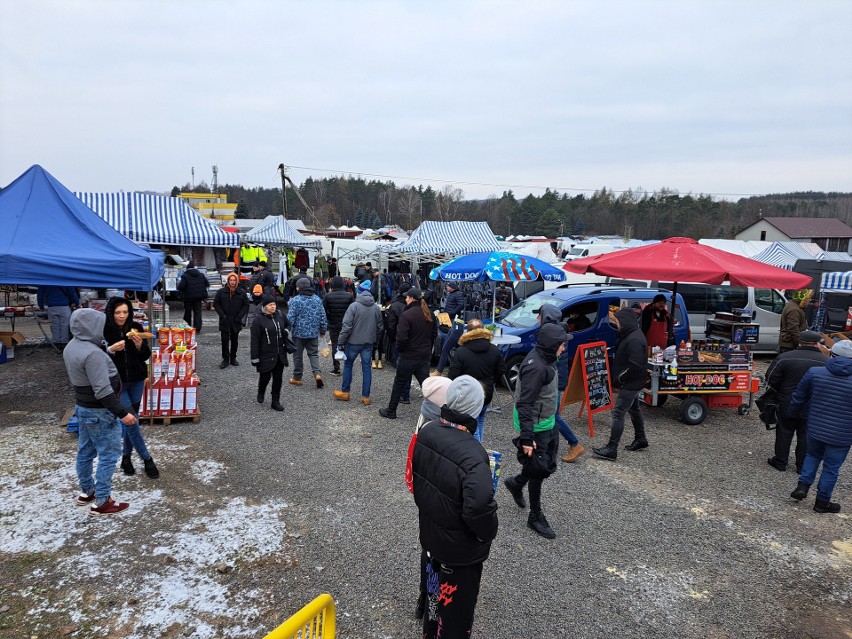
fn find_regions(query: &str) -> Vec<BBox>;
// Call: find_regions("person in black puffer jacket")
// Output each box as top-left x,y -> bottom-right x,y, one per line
177,262 -> 208,333
448,319 -> 505,442
323,276 -> 355,375
250,295 -> 291,411
385,282 -> 411,365
593,307 -> 650,461
214,272 -> 250,369
435,282 -> 467,374
103,296 -> 159,479
379,288 -> 438,419
413,375 -> 497,639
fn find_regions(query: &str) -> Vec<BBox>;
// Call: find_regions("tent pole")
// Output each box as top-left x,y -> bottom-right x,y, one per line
492,281 -> 497,325
148,287 -> 154,430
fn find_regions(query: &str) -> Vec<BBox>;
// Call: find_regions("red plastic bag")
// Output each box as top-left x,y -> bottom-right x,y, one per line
405,432 -> 417,494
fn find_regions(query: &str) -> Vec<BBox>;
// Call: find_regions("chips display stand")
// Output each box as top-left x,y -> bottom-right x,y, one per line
140,325 -> 201,424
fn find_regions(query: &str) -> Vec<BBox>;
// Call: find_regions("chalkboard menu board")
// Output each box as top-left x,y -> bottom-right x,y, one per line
560,341 -> 615,437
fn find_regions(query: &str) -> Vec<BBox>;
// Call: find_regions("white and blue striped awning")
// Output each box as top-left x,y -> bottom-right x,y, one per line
751,241 -> 823,270
74,192 -> 240,248
379,221 -> 501,255
243,215 -> 321,248
821,270 -> 852,291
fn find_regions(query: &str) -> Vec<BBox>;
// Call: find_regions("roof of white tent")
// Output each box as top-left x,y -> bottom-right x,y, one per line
504,241 -> 559,263
698,239 -> 772,258
751,241 -> 825,269
379,221 -> 501,257
243,215 -> 321,248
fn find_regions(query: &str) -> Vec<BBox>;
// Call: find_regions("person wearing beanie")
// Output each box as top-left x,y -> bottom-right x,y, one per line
412,375 -> 497,638
287,274 -> 328,388
504,322 -> 567,539
780,291 -> 811,352
333,280 -> 383,404
352,280 -> 386,369
592,308 -> 650,461
448,319 -> 505,442
380,288 -> 437,419
283,266 -> 310,304
787,339 -> 852,514
641,293 -> 674,350
213,272 -> 249,369
250,295 -> 291,411
323,276 -> 355,375
765,330 -> 828,473
177,260 -> 208,333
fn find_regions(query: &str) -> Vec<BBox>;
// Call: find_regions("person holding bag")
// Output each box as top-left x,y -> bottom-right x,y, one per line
250,295 -> 292,411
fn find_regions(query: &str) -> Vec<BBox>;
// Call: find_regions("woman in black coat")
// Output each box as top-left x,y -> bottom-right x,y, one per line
250,294 -> 292,411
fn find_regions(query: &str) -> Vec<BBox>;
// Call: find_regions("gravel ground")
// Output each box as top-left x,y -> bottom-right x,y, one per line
1,308 -> 850,639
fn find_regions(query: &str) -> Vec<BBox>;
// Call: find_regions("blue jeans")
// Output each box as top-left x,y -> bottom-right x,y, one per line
474,405 -> 487,443
555,412 -> 579,446
800,435 -> 850,501
436,325 -> 464,373
119,380 -> 151,460
342,343 -> 373,397
75,406 -> 122,506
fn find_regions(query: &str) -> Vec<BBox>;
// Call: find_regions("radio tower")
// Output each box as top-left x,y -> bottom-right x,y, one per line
191,166 -> 195,189
211,165 -> 218,194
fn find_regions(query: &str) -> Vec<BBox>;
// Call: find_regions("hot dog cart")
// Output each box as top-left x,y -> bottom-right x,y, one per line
639,311 -> 761,425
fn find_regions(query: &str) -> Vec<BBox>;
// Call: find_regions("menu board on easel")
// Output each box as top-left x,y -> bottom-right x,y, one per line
559,341 -> 614,437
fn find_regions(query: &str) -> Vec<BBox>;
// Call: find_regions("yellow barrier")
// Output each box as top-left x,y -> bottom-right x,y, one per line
263,594 -> 336,639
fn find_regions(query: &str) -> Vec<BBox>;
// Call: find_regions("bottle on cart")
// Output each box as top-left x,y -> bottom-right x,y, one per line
670,355 -> 678,375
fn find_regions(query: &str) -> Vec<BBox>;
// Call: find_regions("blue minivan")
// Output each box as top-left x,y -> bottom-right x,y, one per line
494,284 -> 691,388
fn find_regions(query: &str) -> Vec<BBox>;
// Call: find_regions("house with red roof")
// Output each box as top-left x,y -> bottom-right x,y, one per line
735,217 -> 852,254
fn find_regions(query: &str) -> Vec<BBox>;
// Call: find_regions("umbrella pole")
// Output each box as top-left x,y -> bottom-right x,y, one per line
670,282 -> 679,346
492,282 -> 497,325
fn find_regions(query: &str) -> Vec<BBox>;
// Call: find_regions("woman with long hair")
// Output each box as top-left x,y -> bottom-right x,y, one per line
379,289 -> 438,419
103,297 -> 159,478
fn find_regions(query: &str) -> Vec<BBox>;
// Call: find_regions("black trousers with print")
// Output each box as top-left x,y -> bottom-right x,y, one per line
422,558 -> 483,639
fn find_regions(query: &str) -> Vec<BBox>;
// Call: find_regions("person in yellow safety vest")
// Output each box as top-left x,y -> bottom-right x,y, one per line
240,245 -> 267,266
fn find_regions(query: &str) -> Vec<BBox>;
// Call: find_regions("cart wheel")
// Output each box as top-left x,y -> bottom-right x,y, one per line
680,397 -> 708,425
738,404 -> 750,416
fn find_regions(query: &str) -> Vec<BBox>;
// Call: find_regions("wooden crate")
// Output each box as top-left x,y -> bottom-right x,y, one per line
139,412 -> 201,426
60,406 -> 75,427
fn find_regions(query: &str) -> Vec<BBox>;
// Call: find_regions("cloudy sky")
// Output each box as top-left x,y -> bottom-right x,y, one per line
1,1 -> 850,202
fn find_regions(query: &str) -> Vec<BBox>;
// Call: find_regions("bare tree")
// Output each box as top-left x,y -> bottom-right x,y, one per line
378,188 -> 396,226
434,184 -> 464,222
397,186 -> 420,231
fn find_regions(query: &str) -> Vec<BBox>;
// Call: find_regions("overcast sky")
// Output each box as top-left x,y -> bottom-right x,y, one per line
2,1 -> 850,202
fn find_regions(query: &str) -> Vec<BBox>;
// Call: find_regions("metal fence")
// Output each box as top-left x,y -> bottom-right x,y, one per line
263,594 -> 336,639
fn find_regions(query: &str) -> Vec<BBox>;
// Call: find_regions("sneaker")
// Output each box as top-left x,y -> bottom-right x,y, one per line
332,369 -> 342,376
624,440 -> 649,452
504,477 -> 527,509
592,444 -> 618,461
120,454 -> 136,476
376,360 -> 383,369
315,375 -> 324,389
527,511 -> 556,539
289,378 -> 303,386
561,443 -> 586,463
378,408 -> 397,420
75,492 -> 95,506
90,497 -> 129,516
361,397 -> 371,406
143,457 -> 160,479
371,360 -> 377,369
333,391 -> 351,401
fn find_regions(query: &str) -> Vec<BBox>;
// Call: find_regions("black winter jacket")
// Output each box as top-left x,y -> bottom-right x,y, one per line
386,295 -> 408,336
412,406 -> 498,566
214,286 -> 249,333
396,302 -> 438,359
250,310 -> 291,372
448,329 -> 505,407
765,346 -> 828,404
178,268 -> 209,301
103,299 -> 151,384
613,308 -> 649,391
323,289 -> 355,331
443,289 -> 466,321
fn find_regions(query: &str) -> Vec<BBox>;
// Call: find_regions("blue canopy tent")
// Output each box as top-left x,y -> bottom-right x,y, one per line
0,165 -> 164,289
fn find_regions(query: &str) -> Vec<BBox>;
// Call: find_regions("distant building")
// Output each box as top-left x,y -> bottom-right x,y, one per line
177,192 -> 237,223
735,217 -> 852,254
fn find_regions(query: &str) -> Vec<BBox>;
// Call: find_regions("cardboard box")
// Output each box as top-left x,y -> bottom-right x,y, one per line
0,331 -> 25,349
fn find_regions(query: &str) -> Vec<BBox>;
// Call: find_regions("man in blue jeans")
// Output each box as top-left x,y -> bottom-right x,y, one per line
63,309 -> 137,515
789,340 -> 852,514
333,280 -> 383,405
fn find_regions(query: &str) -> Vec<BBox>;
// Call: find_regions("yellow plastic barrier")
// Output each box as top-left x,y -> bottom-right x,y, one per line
263,594 -> 336,639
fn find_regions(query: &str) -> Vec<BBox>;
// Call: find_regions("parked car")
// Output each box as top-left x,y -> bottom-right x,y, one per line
494,284 -> 691,389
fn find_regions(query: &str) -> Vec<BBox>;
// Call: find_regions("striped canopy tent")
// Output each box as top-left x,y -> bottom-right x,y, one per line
821,270 -> 852,292
74,192 -> 240,247
379,221 -> 502,262
243,215 -> 321,248
751,241 -> 823,270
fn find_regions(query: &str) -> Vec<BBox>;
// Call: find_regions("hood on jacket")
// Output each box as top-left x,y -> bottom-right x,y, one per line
535,303 -> 561,325
458,327 -> 493,346
226,273 -> 239,289
445,374 -> 484,422
330,276 -> 345,290
614,307 -> 640,337
297,277 -> 314,293
356,291 -> 375,306
826,355 -> 852,377
537,322 -> 567,353
70,308 -> 106,345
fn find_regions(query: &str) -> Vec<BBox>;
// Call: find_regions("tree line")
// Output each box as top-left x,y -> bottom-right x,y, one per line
172,179 -> 852,240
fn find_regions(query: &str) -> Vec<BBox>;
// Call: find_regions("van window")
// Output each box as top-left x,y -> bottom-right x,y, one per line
706,286 -> 748,314
562,302 -> 597,332
499,297 -> 544,328
676,284 -> 708,314
755,289 -> 785,314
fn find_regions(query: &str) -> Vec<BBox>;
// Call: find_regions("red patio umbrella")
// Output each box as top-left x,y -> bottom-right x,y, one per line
563,237 -> 813,289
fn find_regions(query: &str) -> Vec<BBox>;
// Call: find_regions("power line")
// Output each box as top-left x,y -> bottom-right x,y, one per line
283,164 -> 768,198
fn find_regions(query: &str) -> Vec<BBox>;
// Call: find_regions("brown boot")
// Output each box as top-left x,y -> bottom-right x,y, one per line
333,391 -> 351,401
361,397 -> 371,405
561,443 -> 586,463
376,360 -> 383,369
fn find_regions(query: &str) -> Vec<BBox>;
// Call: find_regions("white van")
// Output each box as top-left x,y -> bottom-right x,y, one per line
563,244 -> 620,260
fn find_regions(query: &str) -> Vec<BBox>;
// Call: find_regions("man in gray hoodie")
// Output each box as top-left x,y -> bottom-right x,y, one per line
333,280 -> 383,404
63,308 -> 137,515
